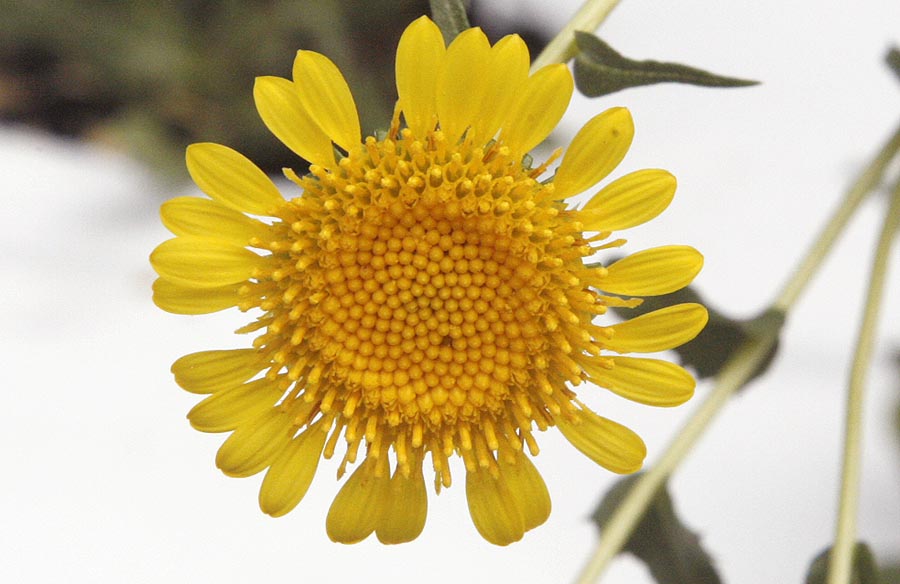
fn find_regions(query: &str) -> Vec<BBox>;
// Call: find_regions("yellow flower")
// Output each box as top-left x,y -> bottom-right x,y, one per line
150,16 -> 707,546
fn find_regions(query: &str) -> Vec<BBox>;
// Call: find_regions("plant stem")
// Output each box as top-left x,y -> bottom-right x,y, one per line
530,0 -> 622,72
573,122 -> 900,584
574,333 -> 778,584
772,123 -> 900,312
826,175 -> 900,584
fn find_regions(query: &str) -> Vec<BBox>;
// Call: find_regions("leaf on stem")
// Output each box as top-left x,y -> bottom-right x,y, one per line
428,0 -> 471,44
591,475 -> 723,584
805,542 -> 881,584
573,31 -> 759,97
611,285 -> 784,383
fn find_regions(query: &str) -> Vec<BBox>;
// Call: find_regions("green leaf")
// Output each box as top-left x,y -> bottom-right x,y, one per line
428,0 -> 471,44
611,285 -> 784,383
886,46 -> 900,82
592,475 -> 723,584
805,543 -> 881,584
574,31 -> 759,97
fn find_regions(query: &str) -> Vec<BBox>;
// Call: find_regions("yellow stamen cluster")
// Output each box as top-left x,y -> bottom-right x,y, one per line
244,125 -> 604,488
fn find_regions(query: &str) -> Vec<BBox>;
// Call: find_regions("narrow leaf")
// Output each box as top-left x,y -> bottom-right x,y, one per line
805,542 -> 881,584
592,475 -> 722,584
611,284 -> 784,383
428,0 -> 471,44
574,31 -> 759,97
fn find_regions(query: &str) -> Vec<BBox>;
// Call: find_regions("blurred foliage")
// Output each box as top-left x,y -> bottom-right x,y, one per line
612,285 -> 784,383
592,474 -> 723,584
574,31 -> 758,97
0,0 -> 548,178
805,543 -> 881,584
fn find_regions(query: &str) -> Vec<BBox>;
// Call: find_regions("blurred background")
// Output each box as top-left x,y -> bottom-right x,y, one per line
1,0 -> 898,582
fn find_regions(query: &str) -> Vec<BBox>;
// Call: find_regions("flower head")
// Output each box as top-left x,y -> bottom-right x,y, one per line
150,16 -> 707,546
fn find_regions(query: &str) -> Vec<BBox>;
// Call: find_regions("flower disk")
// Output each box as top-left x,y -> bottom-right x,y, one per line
150,16 -> 708,546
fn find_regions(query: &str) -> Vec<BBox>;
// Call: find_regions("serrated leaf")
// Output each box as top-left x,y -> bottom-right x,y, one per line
592,475 -> 722,584
610,284 -> 784,383
428,0 -> 471,44
805,543 -> 881,584
886,47 -> 900,82
573,31 -> 759,97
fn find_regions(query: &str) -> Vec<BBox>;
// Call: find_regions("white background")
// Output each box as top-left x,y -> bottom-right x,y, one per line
2,1 -> 899,582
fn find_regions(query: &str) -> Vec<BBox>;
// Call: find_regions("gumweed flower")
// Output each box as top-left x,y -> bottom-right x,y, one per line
150,16 -> 707,546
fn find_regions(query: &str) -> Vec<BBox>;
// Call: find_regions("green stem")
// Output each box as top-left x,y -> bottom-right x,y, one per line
574,333 -> 778,584
573,122 -> 900,584
826,174 -> 900,584
773,123 -> 900,312
530,0 -> 622,72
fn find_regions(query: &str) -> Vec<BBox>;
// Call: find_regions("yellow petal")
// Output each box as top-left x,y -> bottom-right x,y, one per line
553,107 -> 634,199
150,236 -> 261,288
259,422 -> 329,517
171,348 -> 261,394
376,462 -> 428,544
188,378 -> 285,433
253,76 -> 335,168
152,278 -> 241,315
185,143 -> 284,215
499,63 -> 573,155
469,34 -> 530,144
436,27 -> 492,143
584,357 -> 696,406
292,51 -> 360,152
600,245 -> 703,296
160,196 -> 270,244
498,451 -> 550,531
604,303 -> 709,353
557,407 -> 646,474
581,169 -> 676,231
215,408 -> 295,478
327,455 -> 391,544
465,466 -> 525,546
395,16 -> 445,137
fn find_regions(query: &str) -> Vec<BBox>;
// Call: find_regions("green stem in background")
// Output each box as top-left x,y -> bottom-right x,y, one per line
428,0 -> 471,43
530,0 -> 622,72
574,122 -> 900,584
827,174 -> 900,584
773,123 -> 900,312
574,333 -> 778,584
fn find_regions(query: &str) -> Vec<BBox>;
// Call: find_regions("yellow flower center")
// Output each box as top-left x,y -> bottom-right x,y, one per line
244,126 -> 600,487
